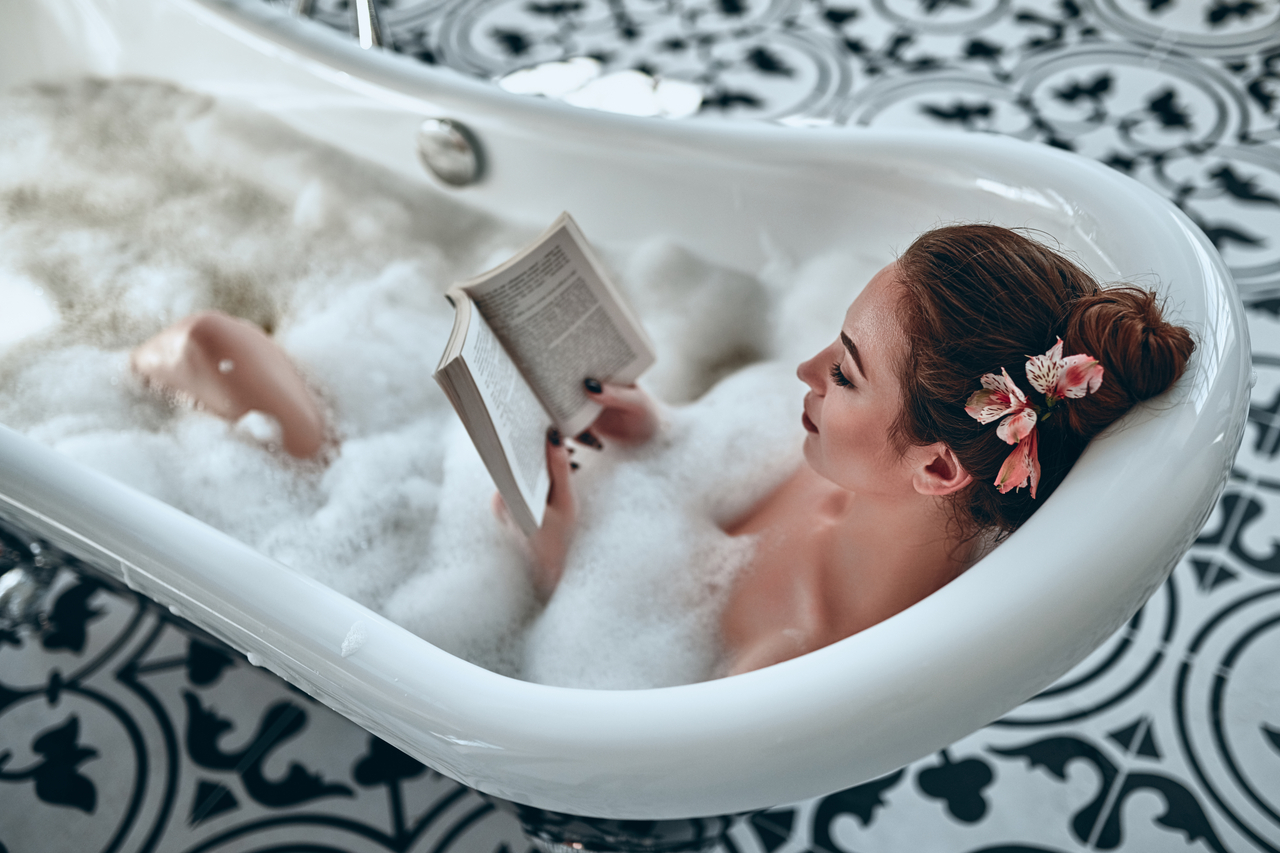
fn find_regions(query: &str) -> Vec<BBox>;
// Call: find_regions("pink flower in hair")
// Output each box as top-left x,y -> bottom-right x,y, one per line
965,368 -> 1036,431
1025,338 -> 1105,403
965,338 -> 1104,498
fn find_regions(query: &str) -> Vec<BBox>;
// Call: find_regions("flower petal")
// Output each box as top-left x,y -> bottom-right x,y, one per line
994,437 -> 1032,494
965,368 -> 1026,423
988,367 -> 1027,403
994,430 -> 1041,498
996,407 -> 1037,444
1025,337 -> 1064,396
965,389 -> 1012,424
1057,354 -> 1104,399
1027,429 -> 1040,498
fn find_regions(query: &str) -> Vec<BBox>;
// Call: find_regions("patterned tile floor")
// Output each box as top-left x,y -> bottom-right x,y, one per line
3,0 -> 1280,850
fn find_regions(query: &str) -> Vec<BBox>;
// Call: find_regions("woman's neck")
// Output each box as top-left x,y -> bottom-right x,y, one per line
719,463 -> 977,674
821,477 -> 973,634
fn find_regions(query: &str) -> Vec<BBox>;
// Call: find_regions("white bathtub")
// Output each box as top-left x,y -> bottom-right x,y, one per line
0,0 -> 1250,821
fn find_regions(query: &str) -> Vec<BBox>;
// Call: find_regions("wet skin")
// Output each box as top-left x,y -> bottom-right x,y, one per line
718,262 -> 975,674
528,262 -> 976,675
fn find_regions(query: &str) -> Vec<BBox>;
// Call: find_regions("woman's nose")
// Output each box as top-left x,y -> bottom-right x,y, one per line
797,349 -> 827,393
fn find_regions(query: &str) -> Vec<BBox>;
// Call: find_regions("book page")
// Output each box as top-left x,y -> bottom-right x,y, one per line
464,214 -> 654,435
462,310 -> 551,525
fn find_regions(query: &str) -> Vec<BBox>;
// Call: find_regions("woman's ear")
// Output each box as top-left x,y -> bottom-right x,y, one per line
911,443 -> 972,496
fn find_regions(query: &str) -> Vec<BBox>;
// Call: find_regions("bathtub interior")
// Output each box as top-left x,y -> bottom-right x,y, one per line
0,0 -> 1157,275
0,0 -> 1250,821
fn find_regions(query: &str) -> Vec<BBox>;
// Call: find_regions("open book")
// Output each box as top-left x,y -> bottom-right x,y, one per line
433,213 -> 656,535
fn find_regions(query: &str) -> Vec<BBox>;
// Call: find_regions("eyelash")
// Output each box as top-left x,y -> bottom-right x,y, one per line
830,361 -> 854,388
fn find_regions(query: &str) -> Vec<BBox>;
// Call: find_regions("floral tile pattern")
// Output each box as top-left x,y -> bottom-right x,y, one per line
0,547 -> 521,853
294,0 -> 1280,297
3,0 -> 1280,850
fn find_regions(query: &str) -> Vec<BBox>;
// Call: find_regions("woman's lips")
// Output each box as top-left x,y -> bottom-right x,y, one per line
802,408 -> 818,434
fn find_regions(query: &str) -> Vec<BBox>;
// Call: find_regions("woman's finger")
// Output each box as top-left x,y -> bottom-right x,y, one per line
583,378 -> 660,444
545,428 -> 575,516
584,379 -> 648,414
574,430 -> 603,450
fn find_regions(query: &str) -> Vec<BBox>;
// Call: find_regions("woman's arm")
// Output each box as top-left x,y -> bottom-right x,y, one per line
493,429 -> 576,601
525,429 -> 577,599
496,380 -> 662,601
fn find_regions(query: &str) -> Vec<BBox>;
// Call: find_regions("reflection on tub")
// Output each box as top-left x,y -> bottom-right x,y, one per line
498,57 -> 704,119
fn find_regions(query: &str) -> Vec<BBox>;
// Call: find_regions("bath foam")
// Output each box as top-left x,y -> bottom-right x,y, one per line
380,422 -> 537,677
523,362 -> 804,688
0,77 -> 876,687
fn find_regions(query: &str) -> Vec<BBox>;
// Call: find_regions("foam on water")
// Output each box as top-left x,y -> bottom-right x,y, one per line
522,363 -> 803,688
0,78 -> 883,688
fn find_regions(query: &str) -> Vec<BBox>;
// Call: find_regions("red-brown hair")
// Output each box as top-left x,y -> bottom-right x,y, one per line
894,224 -> 1195,537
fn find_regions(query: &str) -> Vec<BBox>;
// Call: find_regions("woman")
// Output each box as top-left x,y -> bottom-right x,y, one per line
520,224 -> 1195,676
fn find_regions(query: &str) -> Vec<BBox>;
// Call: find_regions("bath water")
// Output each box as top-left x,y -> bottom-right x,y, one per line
0,78 -> 882,687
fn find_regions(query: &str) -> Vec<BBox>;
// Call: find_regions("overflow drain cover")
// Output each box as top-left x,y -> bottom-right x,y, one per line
415,118 -> 484,187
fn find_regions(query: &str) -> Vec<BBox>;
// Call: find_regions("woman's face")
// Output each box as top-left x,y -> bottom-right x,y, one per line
797,262 -> 915,497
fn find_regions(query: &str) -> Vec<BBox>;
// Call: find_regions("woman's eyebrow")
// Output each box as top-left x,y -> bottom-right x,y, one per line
840,332 -> 866,378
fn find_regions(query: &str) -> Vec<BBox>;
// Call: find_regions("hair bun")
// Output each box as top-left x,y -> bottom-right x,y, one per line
896,225 -> 1198,536
1060,286 -> 1195,436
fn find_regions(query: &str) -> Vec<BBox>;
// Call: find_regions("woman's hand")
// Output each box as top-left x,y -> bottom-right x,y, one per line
493,429 -> 576,602
579,378 -> 660,447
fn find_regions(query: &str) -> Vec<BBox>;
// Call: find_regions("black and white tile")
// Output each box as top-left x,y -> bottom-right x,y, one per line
292,0 -> 1280,297
3,0 -> 1280,849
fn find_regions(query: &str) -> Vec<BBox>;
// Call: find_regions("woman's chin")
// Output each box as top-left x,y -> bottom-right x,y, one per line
801,438 -> 822,474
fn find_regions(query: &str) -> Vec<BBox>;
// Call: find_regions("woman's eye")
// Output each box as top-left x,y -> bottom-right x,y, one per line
830,361 -> 854,388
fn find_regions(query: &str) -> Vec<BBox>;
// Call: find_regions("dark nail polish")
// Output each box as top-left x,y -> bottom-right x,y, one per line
576,431 -> 603,450
583,377 -> 603,394
570,461 -> 580,470
548,428 -> 562,447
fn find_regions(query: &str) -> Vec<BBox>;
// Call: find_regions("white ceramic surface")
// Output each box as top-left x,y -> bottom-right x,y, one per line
0,0 -> 1250,820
